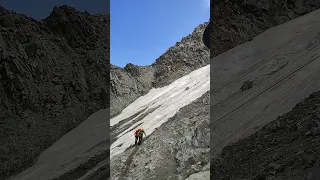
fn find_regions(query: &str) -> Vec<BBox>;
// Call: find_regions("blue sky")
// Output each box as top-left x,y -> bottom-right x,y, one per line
0,0 -> 109,20
111,0 -> 210,67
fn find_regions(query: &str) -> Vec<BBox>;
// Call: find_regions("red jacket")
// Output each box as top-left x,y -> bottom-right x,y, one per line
134,128 -> 141,137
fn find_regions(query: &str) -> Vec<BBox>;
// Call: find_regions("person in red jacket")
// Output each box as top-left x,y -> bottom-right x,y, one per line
134,128 -> 146,145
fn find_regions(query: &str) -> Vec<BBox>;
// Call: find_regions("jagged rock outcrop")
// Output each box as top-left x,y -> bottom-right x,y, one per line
110,22 -> 209,117
210,0 -> 320,58
152,23 -> 210,88
0,5 -> 109,179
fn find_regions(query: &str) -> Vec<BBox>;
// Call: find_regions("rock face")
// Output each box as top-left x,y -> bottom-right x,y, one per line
152,23 -> 210,88
210,0 -> 320,58
211,91 -> 320,180
110,23 -> 209,117
110,64 -> 154,118
0,5 -> 109,179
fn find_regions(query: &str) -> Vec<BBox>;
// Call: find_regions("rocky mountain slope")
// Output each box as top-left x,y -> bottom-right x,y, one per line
0,5 -> 109,179
110,23 -> 209,117
210,0 -> 320,58
210,6 -> 320,180
211,91 -> 320,180
109,18 -> 212,180
110,63 -> 209,179
111,92 -> 210,180
109,1 -> 320,179
112,0 -> 320,118
11,109 -> 110,180
110,64 -> 154,118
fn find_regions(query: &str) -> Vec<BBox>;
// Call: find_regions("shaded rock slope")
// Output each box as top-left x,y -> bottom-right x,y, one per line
11,109 -> 110,180
110,23 -> 209,117
0,5 -> 109,179
210,0 -> 320,58
211,90 -> 320,180
210,6 -> 320,180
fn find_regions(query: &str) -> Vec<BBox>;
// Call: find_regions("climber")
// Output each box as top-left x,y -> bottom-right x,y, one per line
134,128 -> 146,145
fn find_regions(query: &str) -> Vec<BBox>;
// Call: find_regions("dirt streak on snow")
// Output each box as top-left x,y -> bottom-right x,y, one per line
110,65 -> 210,159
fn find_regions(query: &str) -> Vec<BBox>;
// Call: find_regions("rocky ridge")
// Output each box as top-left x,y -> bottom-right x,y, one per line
0,5 -> 109,179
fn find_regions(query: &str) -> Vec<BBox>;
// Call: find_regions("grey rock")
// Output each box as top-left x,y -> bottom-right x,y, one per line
305,131 -> 312,136
240,80 -> 254,92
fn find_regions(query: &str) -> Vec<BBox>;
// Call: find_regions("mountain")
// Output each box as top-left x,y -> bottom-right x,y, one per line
110,66 -> 209,179
0,5 -> 109,179
110,1 -> 320,179
110,23 -> 210,117
6,0 -> 320,179
109,21 -> 210,180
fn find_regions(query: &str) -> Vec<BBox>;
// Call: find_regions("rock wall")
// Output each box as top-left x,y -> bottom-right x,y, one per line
0,5 -> 109,179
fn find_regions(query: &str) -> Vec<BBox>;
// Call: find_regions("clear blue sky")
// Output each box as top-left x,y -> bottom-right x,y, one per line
0,0 -> 109,20
111,0 -> 210,67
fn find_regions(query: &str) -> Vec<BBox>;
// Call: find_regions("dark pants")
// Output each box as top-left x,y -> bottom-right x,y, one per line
135,136 -> 142,145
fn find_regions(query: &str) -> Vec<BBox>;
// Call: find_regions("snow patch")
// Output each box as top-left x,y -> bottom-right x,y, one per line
110,65 -> 210,159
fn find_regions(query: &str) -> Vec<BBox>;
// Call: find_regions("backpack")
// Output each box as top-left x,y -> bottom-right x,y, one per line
134,128 -> 141,136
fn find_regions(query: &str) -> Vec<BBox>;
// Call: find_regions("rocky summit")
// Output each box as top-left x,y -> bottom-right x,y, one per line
0,5 -> 109,179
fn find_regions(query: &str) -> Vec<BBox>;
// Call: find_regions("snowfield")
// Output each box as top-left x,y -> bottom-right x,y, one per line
110,65 -> 210,159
